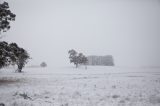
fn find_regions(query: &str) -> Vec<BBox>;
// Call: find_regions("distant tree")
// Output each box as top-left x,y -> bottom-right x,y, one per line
78,53 -> 88,69
0,42 -> 30,72
81,55 -> 88,65
68,49 -> 78,68
77,53 -> 88,65
40,62 -> 47,67
68,49 -> 88,68
0,2 -> 16,36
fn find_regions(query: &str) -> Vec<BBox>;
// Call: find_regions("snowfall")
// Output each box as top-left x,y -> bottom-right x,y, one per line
0,66 -> 160,106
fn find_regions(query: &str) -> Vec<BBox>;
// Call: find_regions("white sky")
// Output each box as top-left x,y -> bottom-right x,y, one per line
2,0 -> 160,67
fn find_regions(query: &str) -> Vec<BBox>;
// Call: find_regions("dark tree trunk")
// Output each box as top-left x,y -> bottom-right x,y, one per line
17,65 -> 22,73
76,64 -> 78,68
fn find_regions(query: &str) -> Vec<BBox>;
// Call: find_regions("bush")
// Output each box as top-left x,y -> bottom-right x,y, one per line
40,62 -> 47,67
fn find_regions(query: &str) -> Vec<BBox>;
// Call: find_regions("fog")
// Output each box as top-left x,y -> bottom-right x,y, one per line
2,0 -> 160,67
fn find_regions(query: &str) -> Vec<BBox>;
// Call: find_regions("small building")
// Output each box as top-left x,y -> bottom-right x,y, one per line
87,55 -> 114,66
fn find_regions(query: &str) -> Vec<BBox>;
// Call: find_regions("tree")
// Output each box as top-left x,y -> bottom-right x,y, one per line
68,49 -> 88,68
40,62 -> 47,67
0,2 -> 16,36
77,53 -> 87,64
80,54 -> 88,65
16,48 -> 30,72
0,42 -> 30,72
9,43 -> 30,72
68,49 -> 78,68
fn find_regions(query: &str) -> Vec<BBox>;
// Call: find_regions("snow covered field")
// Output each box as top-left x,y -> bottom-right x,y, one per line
0,66 -> 160,106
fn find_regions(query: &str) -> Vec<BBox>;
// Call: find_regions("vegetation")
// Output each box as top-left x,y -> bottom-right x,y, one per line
0,2 -> 16,35
68,49 -> 88,68
40,62 -> 47,67
0,2 -> 30,72
0,41 -> 30,72
87,55 -> 114,66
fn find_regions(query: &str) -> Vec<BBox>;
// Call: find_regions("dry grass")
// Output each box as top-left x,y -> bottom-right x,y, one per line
0,77 -> 21,85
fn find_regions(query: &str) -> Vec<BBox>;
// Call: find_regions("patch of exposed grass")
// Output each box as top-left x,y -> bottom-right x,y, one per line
0,77 -> 21,85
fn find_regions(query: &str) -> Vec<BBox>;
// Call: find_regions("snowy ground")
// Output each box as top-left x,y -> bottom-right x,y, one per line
0,66 -> 160,106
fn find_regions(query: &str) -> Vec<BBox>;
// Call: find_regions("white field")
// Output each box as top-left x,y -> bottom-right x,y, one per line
0,66 -> 160,106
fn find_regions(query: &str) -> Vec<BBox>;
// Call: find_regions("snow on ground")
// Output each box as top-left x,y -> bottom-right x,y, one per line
0,66 -> 160,106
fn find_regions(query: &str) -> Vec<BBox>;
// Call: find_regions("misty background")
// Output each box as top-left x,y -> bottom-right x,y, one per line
2,0 -> 160,67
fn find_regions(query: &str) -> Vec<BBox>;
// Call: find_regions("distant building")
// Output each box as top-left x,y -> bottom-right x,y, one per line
87,55 -> 114,66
